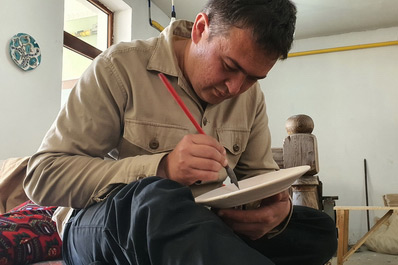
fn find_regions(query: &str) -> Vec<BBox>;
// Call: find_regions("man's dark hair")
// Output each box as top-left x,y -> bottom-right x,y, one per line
202,0 -> 297,59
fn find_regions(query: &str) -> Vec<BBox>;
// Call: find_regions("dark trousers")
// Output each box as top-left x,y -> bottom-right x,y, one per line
63,177 -> 337,265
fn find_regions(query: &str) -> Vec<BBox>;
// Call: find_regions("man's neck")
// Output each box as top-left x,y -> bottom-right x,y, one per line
173,38 -> 208,110
173,37 -> 190,79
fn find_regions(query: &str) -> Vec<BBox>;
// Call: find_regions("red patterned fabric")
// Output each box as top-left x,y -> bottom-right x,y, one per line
0,201 -> 62,265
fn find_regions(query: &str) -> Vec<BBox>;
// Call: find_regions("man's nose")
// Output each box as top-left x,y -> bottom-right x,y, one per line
226,72 -> 246,95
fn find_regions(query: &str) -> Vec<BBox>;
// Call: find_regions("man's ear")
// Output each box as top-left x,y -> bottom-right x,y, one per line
192,12 -> 209,44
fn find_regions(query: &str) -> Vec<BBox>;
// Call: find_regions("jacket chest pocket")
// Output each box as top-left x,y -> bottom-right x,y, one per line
217,128 -> 250,167
123,119 -> 189,154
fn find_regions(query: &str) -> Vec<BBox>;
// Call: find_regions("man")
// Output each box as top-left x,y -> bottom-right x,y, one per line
25,0 -> 337,264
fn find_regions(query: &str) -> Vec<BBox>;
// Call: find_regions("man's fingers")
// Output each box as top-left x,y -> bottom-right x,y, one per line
165,134 -> 228,185
188,144 -> 226,163
190,134 -> 226,153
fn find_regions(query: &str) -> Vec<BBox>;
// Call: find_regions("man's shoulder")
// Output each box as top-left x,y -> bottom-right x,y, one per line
102,37 -> 159,59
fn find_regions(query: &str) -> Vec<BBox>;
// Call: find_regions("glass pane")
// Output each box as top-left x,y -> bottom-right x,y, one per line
61,47 -> 92,106
64,0 -> 108,51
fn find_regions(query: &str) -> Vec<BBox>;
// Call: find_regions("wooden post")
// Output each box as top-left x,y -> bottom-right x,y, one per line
283,114 -> 322,210
283,134 -> 319,175
336,209 -> 349,265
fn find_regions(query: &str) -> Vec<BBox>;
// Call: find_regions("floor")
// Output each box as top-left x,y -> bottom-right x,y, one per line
330,246 -> 398,265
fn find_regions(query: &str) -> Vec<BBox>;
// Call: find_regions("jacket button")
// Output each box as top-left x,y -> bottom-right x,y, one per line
203,117 -> 208,126
149,138 -> 159,149
137,174 -> 146,180
233,144 -> 240,152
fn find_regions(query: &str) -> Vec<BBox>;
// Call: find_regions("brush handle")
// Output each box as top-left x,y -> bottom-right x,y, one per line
158,73 -> 205,135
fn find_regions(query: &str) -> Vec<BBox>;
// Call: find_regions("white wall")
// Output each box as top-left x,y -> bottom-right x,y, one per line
100,0 -> 170,43
123,0 -> 170,40
0,0 -> 168,160
0,0 -> 64,160
262,27 -> 398,243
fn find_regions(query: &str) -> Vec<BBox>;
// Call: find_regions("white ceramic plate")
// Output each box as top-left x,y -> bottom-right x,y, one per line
195,165 -> 310,208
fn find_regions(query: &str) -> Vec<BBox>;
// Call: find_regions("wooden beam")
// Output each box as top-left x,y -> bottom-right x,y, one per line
63,31 -> 102,60
334,206 -> 398,211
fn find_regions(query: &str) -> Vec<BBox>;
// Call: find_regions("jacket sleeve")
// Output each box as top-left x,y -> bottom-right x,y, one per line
24,54 -> 166,209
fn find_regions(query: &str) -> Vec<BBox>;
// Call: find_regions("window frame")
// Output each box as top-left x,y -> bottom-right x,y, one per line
63,0 -> 114,60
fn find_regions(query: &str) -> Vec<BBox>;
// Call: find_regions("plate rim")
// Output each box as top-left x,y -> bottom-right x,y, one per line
195,165 -> 310,208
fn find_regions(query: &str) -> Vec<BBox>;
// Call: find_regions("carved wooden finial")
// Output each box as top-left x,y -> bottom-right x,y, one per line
283,114 -> 319,175
285,114 -> 314,135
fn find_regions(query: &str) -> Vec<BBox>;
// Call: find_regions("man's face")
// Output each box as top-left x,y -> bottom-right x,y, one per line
187,17 -> 278,105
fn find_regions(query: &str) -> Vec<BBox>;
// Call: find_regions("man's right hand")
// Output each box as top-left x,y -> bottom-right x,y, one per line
159,134 -> 228,186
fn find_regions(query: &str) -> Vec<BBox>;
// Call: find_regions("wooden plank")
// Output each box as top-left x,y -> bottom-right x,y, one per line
334,206 -> 398,210
336,209 -> 349,265
383,194 -> 398,206
283,134 -> 319,175
63,31 -> 102,60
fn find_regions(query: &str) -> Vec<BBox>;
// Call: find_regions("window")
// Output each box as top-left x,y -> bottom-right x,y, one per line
62,0 -> 113,105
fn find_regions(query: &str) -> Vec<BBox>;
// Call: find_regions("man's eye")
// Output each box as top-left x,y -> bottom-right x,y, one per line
224,63 -> 236,72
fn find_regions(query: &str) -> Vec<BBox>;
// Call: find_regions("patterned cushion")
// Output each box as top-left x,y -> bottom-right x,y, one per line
0,201 -> 62,265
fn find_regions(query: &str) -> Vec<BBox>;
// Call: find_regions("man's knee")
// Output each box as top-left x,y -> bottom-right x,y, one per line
115,176 -> 194,210
106,176 -> 196,229
293,206 -> 338,257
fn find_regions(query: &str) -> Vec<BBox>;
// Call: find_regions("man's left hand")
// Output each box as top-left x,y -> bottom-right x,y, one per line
216,189 -> 291,240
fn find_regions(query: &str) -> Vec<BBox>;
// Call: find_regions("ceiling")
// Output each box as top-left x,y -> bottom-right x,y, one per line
151,0 -> 398,39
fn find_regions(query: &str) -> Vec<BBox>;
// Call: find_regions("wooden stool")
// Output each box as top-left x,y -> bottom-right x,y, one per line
334,206 -> 398,265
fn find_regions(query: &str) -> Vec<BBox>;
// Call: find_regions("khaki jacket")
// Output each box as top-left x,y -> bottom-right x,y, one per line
24,20 -> 278,236
0,157 -> 30,214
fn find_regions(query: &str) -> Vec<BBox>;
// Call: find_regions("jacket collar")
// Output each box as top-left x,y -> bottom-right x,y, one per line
147,20 -> 203,109
147,20 -> 193,78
